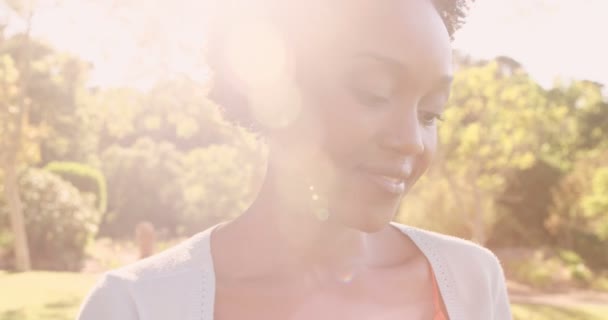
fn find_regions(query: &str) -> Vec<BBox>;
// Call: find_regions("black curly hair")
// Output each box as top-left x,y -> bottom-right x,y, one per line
433,0 -> 474,39
204,0 -> 474,129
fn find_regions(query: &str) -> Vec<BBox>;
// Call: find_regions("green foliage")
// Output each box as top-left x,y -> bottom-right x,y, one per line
44,161 -> 107,213
100,138 -> 183,237
92,74 -> 265,237
407,57 -> 568,243
570,263 -> 593,284
513,261 -> 555,289
0,34 -> 97,165
93,77 -> 236,152
2,23 -> 608,277
548,80 -> 608,155
558,249 -> 583,266
581,167 -> 608,238
443,60 -> 550,178
177,142 -> 262,234
512,304 -> 608,320
508,250 -> 595,289
556,250 -> 594,285
0,169 -> 101,270
0,271 -> 99,320
547,151 -> 608,268
406,55 -> 608,253
0,226 -> 13,268
0,52 -> 43,166
99,135 -> 263,237
489,161 -> 562,247
398,174 -> 470,238
592,274 -> 608,292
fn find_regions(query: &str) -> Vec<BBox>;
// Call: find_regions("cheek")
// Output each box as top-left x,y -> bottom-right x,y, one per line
311,89 -> 380,166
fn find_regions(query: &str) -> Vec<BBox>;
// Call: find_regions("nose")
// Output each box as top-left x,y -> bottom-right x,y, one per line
379,108 -> 424,155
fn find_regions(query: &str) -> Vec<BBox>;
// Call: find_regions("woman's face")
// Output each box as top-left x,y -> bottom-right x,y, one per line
268,0 -> 453,232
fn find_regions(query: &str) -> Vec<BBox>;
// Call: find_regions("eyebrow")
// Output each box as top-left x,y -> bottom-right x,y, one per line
352,51 -> 453,92
352,52 -> 408,78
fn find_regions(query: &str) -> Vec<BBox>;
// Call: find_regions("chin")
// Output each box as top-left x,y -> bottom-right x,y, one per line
329,186 -> 405,233
351,220 -> 391,233
337,207 -> 397,234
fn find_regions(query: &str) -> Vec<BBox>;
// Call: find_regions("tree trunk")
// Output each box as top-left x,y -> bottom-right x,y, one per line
3,161 -> 31,271
0,0 -> 35,272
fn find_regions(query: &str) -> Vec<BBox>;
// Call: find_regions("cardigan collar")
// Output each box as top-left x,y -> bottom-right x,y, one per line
193,222 -> 462,320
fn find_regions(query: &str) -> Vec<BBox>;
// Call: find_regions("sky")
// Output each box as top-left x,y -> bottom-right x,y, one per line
1,0 -> 607,89
453,0 -> 608,87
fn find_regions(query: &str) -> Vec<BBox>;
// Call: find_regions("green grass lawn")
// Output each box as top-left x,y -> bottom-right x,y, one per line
0,271 -> 98,320
512,304 -> 608,320
1,271 -> 607,320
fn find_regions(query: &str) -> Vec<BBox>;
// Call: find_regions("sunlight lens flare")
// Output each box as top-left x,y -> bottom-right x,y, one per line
224,15 -> 301,128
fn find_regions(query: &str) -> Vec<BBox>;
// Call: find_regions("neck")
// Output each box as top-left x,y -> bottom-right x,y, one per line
213,162 -> 372,282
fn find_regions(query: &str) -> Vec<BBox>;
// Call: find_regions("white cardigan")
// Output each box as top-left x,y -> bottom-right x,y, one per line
77,223 -> 512,320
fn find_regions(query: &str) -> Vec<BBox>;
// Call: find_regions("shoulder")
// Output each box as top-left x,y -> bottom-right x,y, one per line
392,222 -> 502,272
77,229 -> 214,320
77,271 -> 139,320
391,222 -> 506,293
391,223 -> 512,319
393,223 -> 511,320
109,229 -> 211,281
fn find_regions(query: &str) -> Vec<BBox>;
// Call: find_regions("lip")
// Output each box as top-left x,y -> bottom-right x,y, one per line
357,162 -> 413,195
363,172 -> 406,195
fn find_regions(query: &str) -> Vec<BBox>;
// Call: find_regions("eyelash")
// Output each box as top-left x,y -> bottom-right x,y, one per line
418,110 -> 444,126
349,86 -> 444,126
350,86 -> 390,107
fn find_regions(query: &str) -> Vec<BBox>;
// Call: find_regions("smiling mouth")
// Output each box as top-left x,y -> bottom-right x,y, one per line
363,173 -> 406,195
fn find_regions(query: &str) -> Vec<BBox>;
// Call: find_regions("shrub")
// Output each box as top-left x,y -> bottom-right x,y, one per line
490,161 -> 562,247
557,249 -> 583,266
177,143 -> 262,234
100,136 -> 263,237
397,174 -> 471,238
592,273 -> 608,292
506,249 -> 596,289
570,263 -> 593,284
510,251 -> 565,289
100,139 -> 184,237
44,161 -> 107,213
547,151 -> 608,269
0,225 -> 13,269
0,169 -> 101,270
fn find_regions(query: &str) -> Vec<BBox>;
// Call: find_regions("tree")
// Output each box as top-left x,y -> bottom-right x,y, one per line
0,0 -> 93,270
412,57 -> 575,244
0,168 -> 102,270
91,76 -> 240,155
0,50 -> 33,271
100,138 -> 183,237
546,150 -> 608,268
490,79 -> 608,248
178,141 -> 263,234
0,0 -> 37,270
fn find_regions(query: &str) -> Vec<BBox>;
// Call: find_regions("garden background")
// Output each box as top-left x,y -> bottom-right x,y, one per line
1,0 -> 607,319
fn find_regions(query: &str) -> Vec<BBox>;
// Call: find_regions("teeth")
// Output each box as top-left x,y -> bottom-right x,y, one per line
369,175 -> 406,194
402,163 -> 413,177
379,176 -> 403,184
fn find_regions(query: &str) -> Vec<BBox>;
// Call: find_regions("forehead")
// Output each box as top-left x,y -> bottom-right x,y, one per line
296,0 -> 453,86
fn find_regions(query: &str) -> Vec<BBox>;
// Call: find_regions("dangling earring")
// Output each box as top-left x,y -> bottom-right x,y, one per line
308,184 -> 330,221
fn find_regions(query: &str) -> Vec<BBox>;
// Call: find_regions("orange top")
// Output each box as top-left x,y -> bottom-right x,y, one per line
430,266 -> 448,320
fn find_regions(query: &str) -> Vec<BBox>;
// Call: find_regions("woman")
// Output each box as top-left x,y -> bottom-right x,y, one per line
78,0 -> 512,319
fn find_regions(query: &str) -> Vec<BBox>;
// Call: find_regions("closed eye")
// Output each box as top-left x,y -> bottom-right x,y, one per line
349,86 -> 391,107
418,110 -> 444,126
